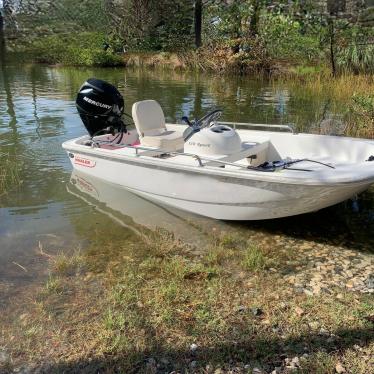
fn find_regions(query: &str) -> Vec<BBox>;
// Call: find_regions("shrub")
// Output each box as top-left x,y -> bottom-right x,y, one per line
260,12 -> 322,63
29,32 -> 125,67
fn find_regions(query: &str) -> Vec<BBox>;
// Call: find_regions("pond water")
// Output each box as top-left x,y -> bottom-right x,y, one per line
1,61 -> 373,301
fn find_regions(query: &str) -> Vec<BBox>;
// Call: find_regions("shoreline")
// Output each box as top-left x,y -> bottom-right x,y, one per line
1,223 -> 373,373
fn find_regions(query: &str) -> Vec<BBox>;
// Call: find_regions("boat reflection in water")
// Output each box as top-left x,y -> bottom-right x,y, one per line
67,170 -> 228,246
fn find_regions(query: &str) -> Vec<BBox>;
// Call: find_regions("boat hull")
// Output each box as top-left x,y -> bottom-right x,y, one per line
64,150 -> 372,220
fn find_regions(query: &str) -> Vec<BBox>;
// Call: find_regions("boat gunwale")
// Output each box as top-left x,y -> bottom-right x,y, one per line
62,136 -> 374,188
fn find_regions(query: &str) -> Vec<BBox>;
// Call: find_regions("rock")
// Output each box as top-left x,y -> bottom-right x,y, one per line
19,313 -> 28,321
146,357 -> 156,367
285,365 -> 298,371
0,350 -> 9,364
160,357 -> 169,365
335,362 -> 346,373
291,356 -> 300,367
190,360 -> 197,369
319,328 -> 329,336
308,321 -> 319,329
252,368 -> 262,374
366,275 -> 374,289
251,307 -> 263,316
190,343 -> 198,352
327,336 -> 336,344
16,365 -> 41,374
303,288 -> 314,296
294,306 -> 304,316
279,302 -> 287,310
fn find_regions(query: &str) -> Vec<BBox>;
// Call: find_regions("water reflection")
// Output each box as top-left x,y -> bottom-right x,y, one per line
67,170 -> 222,247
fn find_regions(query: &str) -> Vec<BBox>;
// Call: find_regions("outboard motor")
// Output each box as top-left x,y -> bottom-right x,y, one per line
76,78 -> 125,137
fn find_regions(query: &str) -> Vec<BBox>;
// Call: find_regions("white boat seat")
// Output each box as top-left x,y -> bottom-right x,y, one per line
132,100 -> 184,152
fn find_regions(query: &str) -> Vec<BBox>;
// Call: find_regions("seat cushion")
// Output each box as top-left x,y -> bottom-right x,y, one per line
132,100 -> 166,136
141,130 -> 184,152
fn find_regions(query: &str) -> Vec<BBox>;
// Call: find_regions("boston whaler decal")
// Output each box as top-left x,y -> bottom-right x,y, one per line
74,155 -> 96,168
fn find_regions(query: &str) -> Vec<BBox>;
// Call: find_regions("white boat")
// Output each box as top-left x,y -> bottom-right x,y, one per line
62,79 -> 374,221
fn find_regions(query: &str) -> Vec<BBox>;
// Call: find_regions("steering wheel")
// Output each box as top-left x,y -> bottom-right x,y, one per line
182,109 -> 223,142
182,109 -> 223,129
196,109 -> 223,128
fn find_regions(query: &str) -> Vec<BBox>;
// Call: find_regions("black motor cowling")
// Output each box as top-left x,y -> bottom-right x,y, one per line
76,78 -> 125,137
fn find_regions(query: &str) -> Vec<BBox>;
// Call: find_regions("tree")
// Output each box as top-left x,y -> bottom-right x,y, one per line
0,2 -> 7,61
249,0 -> 260,37
195,0 -> 202,47
0,7 -> 4,45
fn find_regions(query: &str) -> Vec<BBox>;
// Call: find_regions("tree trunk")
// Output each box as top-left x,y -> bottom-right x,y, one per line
328,17 -> 336,77
194,0 -> 202,48
0,9 -> 6,64
249,0 -> 260,37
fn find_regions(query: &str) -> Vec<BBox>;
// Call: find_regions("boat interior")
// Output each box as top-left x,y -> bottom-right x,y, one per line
75,99 -> 374,173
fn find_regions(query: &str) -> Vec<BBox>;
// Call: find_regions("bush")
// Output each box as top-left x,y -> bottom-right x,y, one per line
29,32 -> 125,67
260,12 -> 322,63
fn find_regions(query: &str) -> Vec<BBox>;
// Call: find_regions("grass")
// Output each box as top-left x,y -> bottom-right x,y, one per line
0,230 -> 373,373
276,73 -> 374,138
51,249 -> 85,276
241,244 -> 268,271
0,154 -> 22,196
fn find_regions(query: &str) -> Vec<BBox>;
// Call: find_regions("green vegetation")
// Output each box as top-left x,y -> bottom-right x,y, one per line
1,229 -> 373,373
51,249 -> 85,276
28,33 -> 124,67
276,73 -> 374,138
0,153 -> 21,196
2,1 -> 374,73
345,94 -> 374,138
241,244 -> 268,271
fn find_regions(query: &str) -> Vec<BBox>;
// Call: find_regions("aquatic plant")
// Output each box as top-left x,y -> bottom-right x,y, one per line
0,153 -> 21,196
345,94 -> 374,138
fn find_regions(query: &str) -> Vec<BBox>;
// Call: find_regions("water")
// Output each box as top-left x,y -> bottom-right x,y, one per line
1,61 -> 373,301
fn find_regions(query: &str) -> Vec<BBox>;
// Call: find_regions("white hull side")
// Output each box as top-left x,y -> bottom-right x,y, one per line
67,152 -> 371,220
